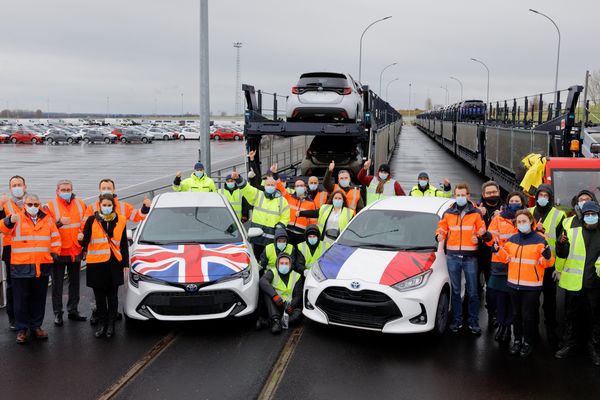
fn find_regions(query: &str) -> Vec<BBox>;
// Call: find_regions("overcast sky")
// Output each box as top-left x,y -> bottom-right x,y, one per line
1,0 -> 599,115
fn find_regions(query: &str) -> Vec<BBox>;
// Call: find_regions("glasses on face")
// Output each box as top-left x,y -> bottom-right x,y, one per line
484,190 -> 499,196
25,203 -> 40,207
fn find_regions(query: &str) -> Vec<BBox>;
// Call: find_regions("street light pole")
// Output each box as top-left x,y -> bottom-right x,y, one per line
440,86 -> 449,105
470,58 -> 490,106
358,16 -> 392,83
199,0 -> 211,173
449,76 -> 463,101
529,9 -> 561,107
233,42 -> 242,116
385,78 -> 399,103
379,62 -> 397,96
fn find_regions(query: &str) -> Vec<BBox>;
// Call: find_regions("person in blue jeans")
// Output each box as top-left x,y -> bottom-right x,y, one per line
436,183 -> 489,335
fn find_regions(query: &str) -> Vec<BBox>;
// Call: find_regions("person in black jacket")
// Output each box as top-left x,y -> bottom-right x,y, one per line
79,194 -> 129,339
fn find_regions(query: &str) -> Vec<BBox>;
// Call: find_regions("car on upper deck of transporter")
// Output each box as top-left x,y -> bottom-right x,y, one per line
124,192 -> 261,322
303,196 -> 452,335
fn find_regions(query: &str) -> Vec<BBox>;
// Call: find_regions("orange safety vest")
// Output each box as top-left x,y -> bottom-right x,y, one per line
86,217 -> 126,264
0,211 -> 61,277
84,197 -> 144,224
46,196 -> 86,258
436,204 -> 485,254
485,215 -> 517,273
276,180 -> 317,231
332,185 -> 361,210
497,234 -> 554,289
2,199 -> 24,247
312,191 -> 328,208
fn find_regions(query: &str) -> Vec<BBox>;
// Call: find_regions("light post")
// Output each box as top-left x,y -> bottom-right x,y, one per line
385,78 -> 399,103
450,76 -> 463,101
470,58 -> 490,106
199,0 -> 211,173
379,62 -> 397,96
440,85 -> 449,105
529,9 -> 561,108
358,16 -> 392,82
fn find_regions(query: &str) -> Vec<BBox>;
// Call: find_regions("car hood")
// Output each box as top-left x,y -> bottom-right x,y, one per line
318,244 -> 436,285
131,243 -> 250,284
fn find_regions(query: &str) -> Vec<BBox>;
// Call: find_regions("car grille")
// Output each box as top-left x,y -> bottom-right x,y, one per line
315,287 -> 402,330
139,290 -> 245,316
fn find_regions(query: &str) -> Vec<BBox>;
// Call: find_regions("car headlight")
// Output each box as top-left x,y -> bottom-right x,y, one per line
215,267 -> 252,285
311,262 -> 327,283
129,268 -> 167,288
392,270 -> 432,292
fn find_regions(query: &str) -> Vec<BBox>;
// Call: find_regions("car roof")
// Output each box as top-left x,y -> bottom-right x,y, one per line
366,196 -> 454,216
154,192 -> 228,208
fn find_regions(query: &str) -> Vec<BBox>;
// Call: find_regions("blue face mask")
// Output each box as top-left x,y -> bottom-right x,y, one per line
455,196 -> 467,207
265,185 -> 275,194
194,171 -> 204,178
295,187 -> 305,196
276,242 -> 287,252
536,197 -> 549,207
307,236 -> 318,246
226,182 -> 236,190
584,214 -> 599,225
508,203 -> 521,211
26,206 -> 39,216
11,187 -> 24,198
338,179 -> 350,188
308,183 -> 318,191
517,223 -> 531,234
278,263 -> 291,275
59,192 -> 72,201
101,206 -> 113,215
333,199 -> 343,209
418,179 -> 428,188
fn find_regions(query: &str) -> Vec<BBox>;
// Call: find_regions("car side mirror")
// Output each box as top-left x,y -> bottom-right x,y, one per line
591,143 -> 600,155
247,227 -> 264,238
324,229 -> 340,240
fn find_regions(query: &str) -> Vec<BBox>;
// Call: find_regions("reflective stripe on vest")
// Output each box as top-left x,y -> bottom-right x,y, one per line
529,206 -> 564,248
265,243 -> 294,268
298,241 -> 327,270
333,185 -> 360,210
558,227 -> 587,291
86,218 -> 125,263
219,188 -> 243,218
269,266 -> 300,302
366,178 -> 396,205
317,205 -> 353,234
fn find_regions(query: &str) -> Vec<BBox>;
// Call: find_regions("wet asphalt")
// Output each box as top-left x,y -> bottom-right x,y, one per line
1,125 -> 599,400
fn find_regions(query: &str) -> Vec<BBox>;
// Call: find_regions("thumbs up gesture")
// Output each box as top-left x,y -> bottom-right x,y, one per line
143,195 -> 151,208
10,213 -> 19,224
0,192 -> 8,207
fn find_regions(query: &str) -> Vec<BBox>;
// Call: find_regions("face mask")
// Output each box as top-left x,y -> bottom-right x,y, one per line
418,179 -> 428,188
101,206 -> 113,215
508,203 -> 521,211
308,183 -> 318,191
278,263 -> 291,275
378,172 -> 389,180
11,187 -> 24,198
194,171 -> 204,178
333,199 -> 343,209
265,186 -> 275,194
226,182 -> 236,190
100,190 -> 113,196
578,201 -> 588,210
455,197 -> 467,207
295,187 -> 305,196
483,195 -> 500,206
308,236 -> 318,246
584,214 -> 599,225
517,223 -> 531,234
338,179 -> 350,188
276,242 -> 287,252
536,197 -> 549,207
59,192 -> 72,201
26,206 -> 39,216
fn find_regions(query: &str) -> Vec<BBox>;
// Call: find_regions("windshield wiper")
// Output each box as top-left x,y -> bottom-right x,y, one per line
359,243 -> 402,250
346,228 -> 399,239
396,245 -> 437,251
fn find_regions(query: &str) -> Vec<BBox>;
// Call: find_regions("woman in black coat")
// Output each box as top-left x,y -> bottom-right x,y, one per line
79,194 -> 129,339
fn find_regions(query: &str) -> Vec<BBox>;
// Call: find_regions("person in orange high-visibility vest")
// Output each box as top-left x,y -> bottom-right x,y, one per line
493,209 -> 553,357
83,178 -> 151,225
307,175 -> 328,208
1,193 -> 61,344
46,179 -> 88,326
323,160 -> 363,212
79,194 -> 128,339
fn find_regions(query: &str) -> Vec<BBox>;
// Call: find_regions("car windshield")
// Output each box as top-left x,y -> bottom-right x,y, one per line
552,169 -> 600,211
139,206 -> 241,244
337,210 -> 439,250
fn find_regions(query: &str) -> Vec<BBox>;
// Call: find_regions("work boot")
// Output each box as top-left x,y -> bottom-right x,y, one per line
510,340 -> 522,356
500,325 -> 512,343
8,319 -> 17,332
16,330 -> 28,344
520,342 -> 533,357
54,313 -> 64,327
94,322 -> 107,338
555,344 -> 578,359
494,325 -> 505,342
68,312 -> 87,322
555,321 -> 578,359
106,319 -> 116,339
32,328 -> 49,340
271,317 -> 282,335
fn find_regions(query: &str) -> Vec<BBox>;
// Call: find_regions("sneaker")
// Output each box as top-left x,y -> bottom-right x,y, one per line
469,325 -> 482,336
8,319 -> 17,331
449,322 -> 463,333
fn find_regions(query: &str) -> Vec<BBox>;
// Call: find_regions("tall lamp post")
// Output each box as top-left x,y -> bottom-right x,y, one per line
358,16 -> 392,83
470,57 -> 490,107
385,78 -> 399,103
440,85 -> 449,105
449,76 -> 463,102
379,62 -> 397,96
529,9 -> 561,110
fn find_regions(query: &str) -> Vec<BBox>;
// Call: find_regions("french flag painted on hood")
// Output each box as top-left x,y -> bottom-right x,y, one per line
319,245 -> 436,285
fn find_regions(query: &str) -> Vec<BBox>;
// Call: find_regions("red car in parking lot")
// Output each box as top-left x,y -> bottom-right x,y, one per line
210,127 -> 244,141
9,129 -> 44,144
111,128 -> 125,138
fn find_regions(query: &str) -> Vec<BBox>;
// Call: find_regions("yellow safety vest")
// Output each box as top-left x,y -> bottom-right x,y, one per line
557,225 -> 600,291
317,205 -> 353,235
264,243 -> 294,268
268,266 -> 300,302
366,178 -> 397,205
409,185 -> 451,198
241,184 -> 290,241
297,241 -> 330,270
219,188 -> 243,219
529,206 -> 565,256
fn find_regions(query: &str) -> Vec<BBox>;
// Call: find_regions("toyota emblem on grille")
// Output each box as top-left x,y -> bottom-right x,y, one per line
350,281 -> 360,290
185,284 -> 199,293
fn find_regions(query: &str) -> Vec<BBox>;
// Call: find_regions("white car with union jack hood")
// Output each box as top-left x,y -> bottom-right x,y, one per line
124,192 -> 261,322
303,197 -> 453,334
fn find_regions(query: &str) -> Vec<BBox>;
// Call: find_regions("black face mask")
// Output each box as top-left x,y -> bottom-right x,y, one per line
483,195 -> 501,206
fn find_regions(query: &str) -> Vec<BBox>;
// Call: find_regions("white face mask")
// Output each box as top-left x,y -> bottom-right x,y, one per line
308,183 -> 318,191
378,172 -> 389,180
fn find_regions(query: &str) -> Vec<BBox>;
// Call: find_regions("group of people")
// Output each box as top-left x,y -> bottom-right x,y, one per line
436,181 -> 600,365
0,176 -> 150,343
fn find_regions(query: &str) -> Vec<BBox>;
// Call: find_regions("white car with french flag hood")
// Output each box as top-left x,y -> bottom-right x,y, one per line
303,196 -> 453,334
124,192 -> 261,322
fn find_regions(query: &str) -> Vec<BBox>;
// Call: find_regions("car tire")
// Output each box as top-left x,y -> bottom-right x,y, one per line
233,135 -> 241,141
163,135 -> 170,140
67,137 -> 74,144
84,137 -> 91,144
104,137 -> 111,144
121,137 -> 127,143
214,135 -> 220,140
433,288 -> 450,336
141,137 -> 148,143
31,138 -> 38,144
179,135 -> 185,140
10,137 -> 17,144
47,137 -> 54,145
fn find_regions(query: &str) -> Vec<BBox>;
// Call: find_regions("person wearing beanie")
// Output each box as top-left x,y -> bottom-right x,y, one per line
172,162 -> 216,192
258,253 -> 303,334
409,171 -> 452,197
295,224 -> 331,276
218,173 -> 249,222
555,201 -> 600,366
529,184 -> 566,348
259,227 -> 297,270
357,159 -> 405,205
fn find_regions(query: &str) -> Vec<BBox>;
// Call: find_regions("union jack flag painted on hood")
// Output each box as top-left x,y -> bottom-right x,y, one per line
131,243 -> 250,284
